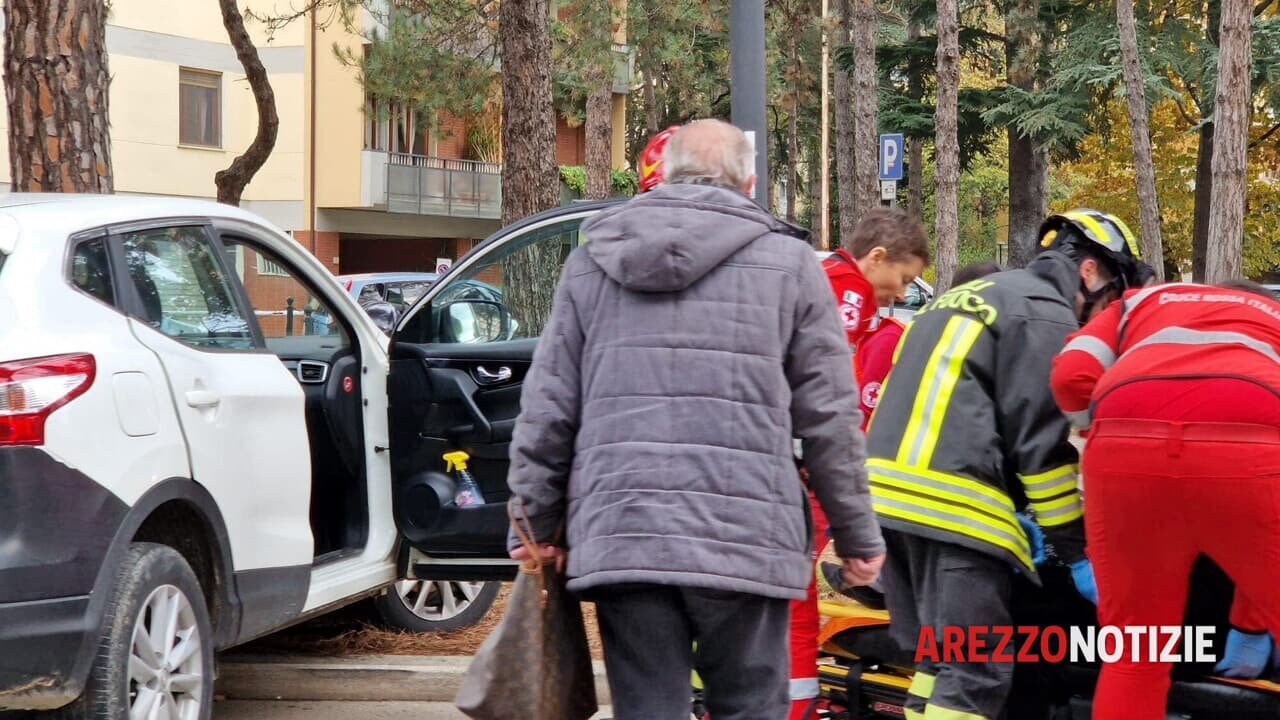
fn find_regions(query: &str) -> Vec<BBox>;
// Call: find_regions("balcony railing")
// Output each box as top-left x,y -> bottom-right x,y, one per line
386,153 -> 502,219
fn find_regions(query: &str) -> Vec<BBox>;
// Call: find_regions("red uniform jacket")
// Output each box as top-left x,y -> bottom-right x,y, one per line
1050,282 -> 1280,631
854,316 -> 905,431
1051,282 -> 1280,428
821,249 -> 879,352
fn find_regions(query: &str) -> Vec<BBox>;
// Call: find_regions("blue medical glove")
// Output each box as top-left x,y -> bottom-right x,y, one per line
1068,559 -> 1097,605
1016,513 -> 1046,567
1214,630 -> 1274,679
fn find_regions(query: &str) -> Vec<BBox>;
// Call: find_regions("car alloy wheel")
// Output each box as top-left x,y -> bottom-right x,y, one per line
128,584 -> 205,720
395,579 -> 485,622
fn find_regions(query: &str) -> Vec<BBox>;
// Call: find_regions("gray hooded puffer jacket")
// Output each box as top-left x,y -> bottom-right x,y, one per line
507,183 -> 883,600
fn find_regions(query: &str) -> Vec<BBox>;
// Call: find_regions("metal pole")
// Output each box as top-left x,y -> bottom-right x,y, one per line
730,0 -> 769,210
819,0 -> 831,248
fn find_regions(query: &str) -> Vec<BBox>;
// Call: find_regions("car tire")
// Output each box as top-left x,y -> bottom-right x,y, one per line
45,543 -> 214,720
373,579 -> 500,633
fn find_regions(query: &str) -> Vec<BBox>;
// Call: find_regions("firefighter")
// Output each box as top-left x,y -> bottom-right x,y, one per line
788,208 -> 930,720
1050,278 -> 1280,720
821,261 -> 1005,609
865,210 -> 1153,720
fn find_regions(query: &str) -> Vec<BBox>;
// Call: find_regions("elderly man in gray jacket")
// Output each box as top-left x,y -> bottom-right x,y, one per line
507,119 -> 884,720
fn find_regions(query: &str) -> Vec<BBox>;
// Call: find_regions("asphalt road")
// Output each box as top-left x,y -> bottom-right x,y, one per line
214,700 -> 615,719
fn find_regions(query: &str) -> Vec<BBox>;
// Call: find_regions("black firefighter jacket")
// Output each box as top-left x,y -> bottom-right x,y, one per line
865,251 -> 1087,582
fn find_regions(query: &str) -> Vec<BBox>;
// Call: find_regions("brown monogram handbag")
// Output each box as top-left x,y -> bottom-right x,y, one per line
454,502 -> 597,720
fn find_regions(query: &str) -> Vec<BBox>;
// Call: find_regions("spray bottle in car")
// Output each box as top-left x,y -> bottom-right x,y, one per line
444,450 -> 485,507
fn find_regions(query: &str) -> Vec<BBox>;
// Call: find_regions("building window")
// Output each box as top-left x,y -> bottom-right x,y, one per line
179,68 -> 222,147
256,254 -> 289,277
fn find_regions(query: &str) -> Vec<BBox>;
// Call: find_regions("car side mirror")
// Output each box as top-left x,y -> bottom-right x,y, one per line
439,299 -> 511,344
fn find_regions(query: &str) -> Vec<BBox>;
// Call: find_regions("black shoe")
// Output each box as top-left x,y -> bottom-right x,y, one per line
820,561 -> 887,610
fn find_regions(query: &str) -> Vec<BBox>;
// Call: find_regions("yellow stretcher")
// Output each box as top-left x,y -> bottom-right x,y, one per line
814,598 -> 1280,719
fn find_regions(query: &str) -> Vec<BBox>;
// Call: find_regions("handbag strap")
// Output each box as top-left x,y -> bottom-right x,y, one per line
508,498 -> 552,574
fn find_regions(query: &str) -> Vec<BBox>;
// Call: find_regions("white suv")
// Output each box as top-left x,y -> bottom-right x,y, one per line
0,194 -> 613,719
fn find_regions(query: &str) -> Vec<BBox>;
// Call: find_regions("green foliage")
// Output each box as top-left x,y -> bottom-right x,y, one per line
332,2 -> 500,121
559,165 -> 639,196
552,0 -> 618,124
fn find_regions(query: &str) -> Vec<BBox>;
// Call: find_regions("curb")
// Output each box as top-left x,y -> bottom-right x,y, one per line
216,654 -> 612,704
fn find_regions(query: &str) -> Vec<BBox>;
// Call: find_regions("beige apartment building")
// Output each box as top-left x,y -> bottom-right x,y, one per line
0,1 -> 630,275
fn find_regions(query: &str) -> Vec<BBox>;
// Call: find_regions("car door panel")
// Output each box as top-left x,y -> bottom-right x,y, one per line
112,223 -> 314,575
388,209 -> 595,570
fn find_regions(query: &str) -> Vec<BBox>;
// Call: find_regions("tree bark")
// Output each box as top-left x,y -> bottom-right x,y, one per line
834,0 -> 857,245
1116,0 -> 1165,279
499,0 -> 561,337
1205,0 -> 1252,282
215,0 -> 279,206
5,0 -> 113,192
1193,0 -> 1222,281
643,73 -> 660,134
500,0 -> 559,225
1192,123 -> 1214,281
787,80 -> 799,222
851,0 -> 880,217
906,15 -> 924,224
585,81 -> 614,199
1005,0 -> 1046,268
934,0 -> 960,291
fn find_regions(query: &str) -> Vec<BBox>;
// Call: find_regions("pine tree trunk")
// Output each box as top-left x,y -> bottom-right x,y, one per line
499,0 -> 561,337
500,0 -> 559,225
852,0 -> 880,216
1205,0 -> 1251,283
1116,0 -> 1164,279
1193,124 -> 1214,281
585,81 -> 613,199
934,0 -> 960,291
5,0 -> 113,192
907,137 -> 923,221
1193,0 -> 1221,282
834,0 -> 857,245
787,91 -> 799,223
1005,0 -> 1046,269
644,74 -> 660,134
906,16 -> 924,224
215,0 -> 279,207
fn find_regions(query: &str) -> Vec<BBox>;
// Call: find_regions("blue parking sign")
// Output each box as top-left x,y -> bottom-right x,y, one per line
879,133 -> 904,181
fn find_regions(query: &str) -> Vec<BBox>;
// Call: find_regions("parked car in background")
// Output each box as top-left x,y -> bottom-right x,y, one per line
338,273 -> 438,323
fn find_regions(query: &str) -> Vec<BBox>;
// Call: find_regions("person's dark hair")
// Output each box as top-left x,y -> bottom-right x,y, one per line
952,261 -> 1002,286
1218,279 -> 1277,301
845,208 -> 930,264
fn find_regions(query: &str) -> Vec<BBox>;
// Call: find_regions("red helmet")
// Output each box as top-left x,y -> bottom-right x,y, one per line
638,125 -> 680,192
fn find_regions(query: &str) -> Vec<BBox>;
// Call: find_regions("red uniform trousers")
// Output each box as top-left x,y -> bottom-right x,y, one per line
1084,418 -> 1280,720
787,492 -> 831,720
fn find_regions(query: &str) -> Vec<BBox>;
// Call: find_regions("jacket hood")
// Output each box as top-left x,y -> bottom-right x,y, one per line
582,183 -> 809,292
1028,250 -> 1079,304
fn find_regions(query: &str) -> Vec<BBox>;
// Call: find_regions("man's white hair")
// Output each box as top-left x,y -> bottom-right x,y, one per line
661,119 -> 755,190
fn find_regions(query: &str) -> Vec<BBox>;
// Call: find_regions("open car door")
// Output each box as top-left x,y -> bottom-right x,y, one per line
387,203 -> 614,580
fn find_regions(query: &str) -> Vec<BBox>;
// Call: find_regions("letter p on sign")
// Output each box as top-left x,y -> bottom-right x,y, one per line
879,133 -> 904,182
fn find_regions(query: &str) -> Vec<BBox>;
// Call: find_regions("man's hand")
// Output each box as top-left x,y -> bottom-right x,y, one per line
841,553 -> 885,586
510,543 -> 566,573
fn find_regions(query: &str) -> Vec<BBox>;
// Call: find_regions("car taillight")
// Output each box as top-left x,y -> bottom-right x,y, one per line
0,353 -> 96,446
344,279 -> 353,292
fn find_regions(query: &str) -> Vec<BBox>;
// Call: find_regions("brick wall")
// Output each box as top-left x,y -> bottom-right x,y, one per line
235,243 -> 329,338
292,231 -> 341,275
555,116 -> 586,165
437,112 -> 469,159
